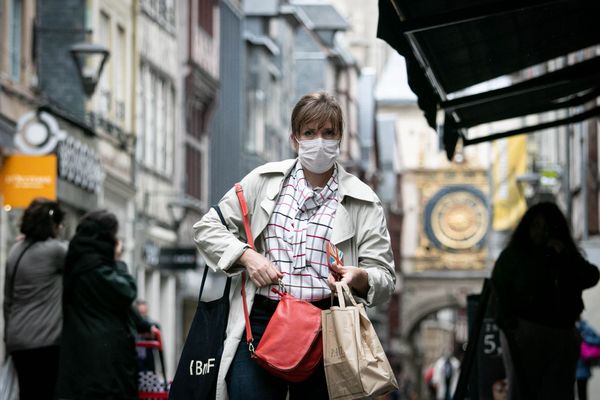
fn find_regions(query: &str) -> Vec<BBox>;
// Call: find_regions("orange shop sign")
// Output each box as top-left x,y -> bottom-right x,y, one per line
0,155 -> 57,208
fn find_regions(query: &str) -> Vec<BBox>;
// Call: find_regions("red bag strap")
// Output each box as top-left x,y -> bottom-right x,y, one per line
235,183 -> 254,249
234,183 -> 256,350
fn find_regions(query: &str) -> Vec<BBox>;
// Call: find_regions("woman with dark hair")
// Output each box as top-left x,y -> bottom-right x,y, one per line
57,210 -> 151,400
492,202 -> 600,400
3,197 -> 67,400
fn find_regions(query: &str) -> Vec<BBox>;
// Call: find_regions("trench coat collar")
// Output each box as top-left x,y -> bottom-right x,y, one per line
257,158 -> 378,203
256,159 -> 378,245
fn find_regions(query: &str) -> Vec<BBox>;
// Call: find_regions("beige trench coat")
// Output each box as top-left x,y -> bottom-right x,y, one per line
193,158 -> 396,399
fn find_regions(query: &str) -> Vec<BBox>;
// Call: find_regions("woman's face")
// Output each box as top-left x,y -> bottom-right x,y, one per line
291,120 -> 340,152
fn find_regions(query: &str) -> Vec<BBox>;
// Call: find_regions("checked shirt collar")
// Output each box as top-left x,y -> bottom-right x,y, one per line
258,161 -> 339,301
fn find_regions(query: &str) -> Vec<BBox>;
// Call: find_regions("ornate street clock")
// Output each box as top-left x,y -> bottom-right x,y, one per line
424,185 -> 489,252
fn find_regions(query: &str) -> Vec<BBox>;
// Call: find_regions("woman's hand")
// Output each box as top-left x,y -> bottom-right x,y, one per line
327,263 -> 369,297
238,248 -> 283,287
115,239 -> 124,259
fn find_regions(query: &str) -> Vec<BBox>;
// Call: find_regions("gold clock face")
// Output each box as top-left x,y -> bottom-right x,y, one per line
426,188 -> 488,251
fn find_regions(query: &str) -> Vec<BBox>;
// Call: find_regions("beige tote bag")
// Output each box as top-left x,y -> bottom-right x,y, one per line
322,282 -> 398,400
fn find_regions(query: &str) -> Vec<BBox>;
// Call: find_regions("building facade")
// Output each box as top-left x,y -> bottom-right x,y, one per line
0,0 -> 129,358
133,0 -> 181,377
240,0 -> 298,173
209,0 -> 244,204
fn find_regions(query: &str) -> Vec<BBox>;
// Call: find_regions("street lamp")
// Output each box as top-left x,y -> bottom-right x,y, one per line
70,42 -> 110,97
168,200 -> 188,230
516,166 -> 562,206
167,196 -> 194,243
515,171 -> 540,203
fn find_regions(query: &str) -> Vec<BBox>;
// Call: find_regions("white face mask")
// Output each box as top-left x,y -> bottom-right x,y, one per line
296,138 -> 340,174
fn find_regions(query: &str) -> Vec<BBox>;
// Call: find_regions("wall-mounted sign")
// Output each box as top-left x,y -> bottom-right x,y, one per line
15,112 -> 67,155
57,136 -> 104,193
0,155 -> 57,208
143,241 -> 160,267
15,110 -> 105,193
158,247 -> 197,270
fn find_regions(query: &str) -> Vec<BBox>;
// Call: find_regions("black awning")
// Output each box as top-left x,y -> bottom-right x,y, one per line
377,0 -> 600,159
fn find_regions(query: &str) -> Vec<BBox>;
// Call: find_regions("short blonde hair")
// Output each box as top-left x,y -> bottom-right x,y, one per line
291,91 -> 344,137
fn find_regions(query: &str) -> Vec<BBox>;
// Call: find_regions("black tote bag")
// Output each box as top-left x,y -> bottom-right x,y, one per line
169,206 -> 232,400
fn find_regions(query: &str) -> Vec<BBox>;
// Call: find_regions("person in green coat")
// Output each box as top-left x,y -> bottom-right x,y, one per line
57,210 -> 151,400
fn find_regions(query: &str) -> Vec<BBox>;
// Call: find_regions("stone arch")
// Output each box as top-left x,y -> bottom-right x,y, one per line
400,277 -> 483,339
398,278 -> 483,399
403,294 -> 462,340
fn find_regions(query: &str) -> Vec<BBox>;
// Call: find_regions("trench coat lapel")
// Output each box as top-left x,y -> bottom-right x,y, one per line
254,173 -> 285,239
331,201 -> 355,245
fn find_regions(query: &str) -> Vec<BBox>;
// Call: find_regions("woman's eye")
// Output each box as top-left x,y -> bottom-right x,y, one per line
303,131 -> 313,137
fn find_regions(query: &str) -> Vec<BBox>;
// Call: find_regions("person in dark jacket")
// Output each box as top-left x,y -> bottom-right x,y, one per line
4,198 -> 67,400
492,202 -> 599,400
56,210 -> 151,400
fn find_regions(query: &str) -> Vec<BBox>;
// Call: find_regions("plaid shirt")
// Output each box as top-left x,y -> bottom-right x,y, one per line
257,161 -> 339,301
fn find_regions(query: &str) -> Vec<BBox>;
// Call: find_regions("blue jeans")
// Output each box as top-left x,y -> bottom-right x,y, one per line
226,295 -> 329,400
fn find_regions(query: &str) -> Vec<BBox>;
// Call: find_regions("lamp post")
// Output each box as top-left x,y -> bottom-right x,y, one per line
516,166 -> 562,206
515,172 -> 540,205
70,42 -> 110,97
167,198 -> 189,244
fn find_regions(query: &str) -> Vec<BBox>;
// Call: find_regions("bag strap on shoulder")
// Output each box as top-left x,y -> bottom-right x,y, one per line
234,183 -> 254,249
6,241 -> 36,332
198,206 -> 232,301
234,183 -> 257,352
8,241 -> 35,298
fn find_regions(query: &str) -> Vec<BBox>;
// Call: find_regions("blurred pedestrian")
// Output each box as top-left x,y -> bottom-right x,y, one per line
3,198 -> 67,400
431,354 -> 459,400
134,299 -> 160,373
193,91 -> 395,399
492,202 -> 599,400
424,364 -> 437,400
135,299 -> 160,330
57,210 -> 151,400
576,319 -> 600,400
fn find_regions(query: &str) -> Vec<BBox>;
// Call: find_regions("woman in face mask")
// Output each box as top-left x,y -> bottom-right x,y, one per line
193,91 -> 396,400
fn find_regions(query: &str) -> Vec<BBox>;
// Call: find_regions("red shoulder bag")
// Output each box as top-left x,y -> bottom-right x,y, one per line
234,183 -> 323,382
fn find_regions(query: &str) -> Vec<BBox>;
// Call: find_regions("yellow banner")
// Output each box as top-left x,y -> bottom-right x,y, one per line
492,136 -> 527,231
0,155 -> 57,208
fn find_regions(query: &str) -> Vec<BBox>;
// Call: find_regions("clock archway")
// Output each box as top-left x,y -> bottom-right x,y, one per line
424,185 -> 489,252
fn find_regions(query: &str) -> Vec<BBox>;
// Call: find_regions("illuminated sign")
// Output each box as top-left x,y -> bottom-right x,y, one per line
0,155 -> 57,208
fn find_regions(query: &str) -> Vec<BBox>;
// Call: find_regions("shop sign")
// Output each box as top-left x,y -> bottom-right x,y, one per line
15,110 -> 104,193
0,155 -> 57,208
144,241 -> 161,267
15,112 -> 66,155
158,247 -> 197,270
57,136 -> 104,193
